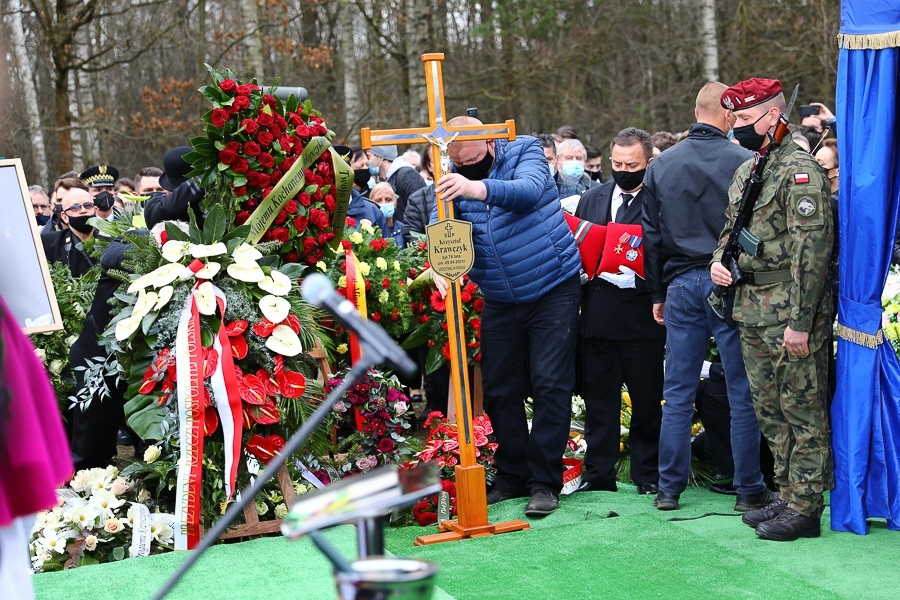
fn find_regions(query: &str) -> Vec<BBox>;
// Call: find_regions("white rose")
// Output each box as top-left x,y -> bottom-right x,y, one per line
111,477 -> 128,496
274,503 -> 288,520
84,534 -> 98,551
144,445 -> 162,463
394,400 -> 408,415
34,348 -> 46,362
49,359 -> 65,376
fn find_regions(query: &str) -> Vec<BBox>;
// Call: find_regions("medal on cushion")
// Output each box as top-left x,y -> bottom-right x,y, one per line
625,234 -> 642,262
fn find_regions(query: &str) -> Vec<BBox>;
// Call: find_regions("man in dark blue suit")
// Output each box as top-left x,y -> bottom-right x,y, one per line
575,128 -> 666,496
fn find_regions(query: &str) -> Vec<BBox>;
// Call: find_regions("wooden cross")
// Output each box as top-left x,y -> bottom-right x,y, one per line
361,53 -> 528,544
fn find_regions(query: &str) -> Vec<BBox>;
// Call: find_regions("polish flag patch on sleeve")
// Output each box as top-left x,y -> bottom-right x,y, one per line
794,173 -> 810,184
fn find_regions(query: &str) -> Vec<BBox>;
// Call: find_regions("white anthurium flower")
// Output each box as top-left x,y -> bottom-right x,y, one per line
232,243 -> 263,264
161,240 -> 190,263
258,270 -> 292,296
154,286 -> 174,311
132,289 -> 159,320
194,261 -> 221,279
227,261 -> 265,283
259,295 -> 291,324
188,242 -> 228,258
128,263 -> 187,293
193,282 -> 217,315
115,314 -> 143,341
265,324 -> 303,356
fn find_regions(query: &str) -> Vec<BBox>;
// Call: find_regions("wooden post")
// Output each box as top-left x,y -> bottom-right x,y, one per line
362,53 -> 528,545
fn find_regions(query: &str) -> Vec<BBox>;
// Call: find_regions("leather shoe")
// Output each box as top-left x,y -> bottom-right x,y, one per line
576,480 -> 617,493
742,498 -> 787,528
636,483 -> 658,495
486,488 -> 526,505
524,489 -> 559,517
708,482 -> 737,495
653,491 -> 680,511
755,508 -> 821,541
734,488 -> 778,512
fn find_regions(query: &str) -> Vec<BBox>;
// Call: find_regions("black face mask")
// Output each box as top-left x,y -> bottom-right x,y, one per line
610,168 -> 646,192
35,214 -> 50,226
454,147 -> 494,181
733,113 -> 769,152
93,191 -> 115,211
67,214 -> 95,234
588,169 -> 603,182
353,168 -> 371,189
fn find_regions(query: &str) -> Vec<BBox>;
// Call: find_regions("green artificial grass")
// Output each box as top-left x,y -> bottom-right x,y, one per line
34,484 -> 900,600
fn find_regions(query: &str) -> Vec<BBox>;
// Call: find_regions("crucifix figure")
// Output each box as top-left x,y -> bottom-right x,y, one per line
361,53 -> 529,544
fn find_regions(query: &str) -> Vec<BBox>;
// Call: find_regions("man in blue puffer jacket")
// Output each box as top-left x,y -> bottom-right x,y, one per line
433,115 -> 582,517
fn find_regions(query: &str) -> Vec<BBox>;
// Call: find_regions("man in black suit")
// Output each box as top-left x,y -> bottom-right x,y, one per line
575,127 -> 665,495
41,185 -> 96,278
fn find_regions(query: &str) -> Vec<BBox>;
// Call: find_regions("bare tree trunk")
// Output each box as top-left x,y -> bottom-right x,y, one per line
406,0 -> 428,125
196,0 -> 207,111
9,0 -> 49,185
240,0 -> 265,80
67,69 -> 83,169
339,0 -> 361,141
701,0 -> 719,82
75,27 -> 98,162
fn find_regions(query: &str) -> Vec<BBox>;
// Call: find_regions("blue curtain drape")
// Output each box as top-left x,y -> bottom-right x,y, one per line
831,1 -> 900,534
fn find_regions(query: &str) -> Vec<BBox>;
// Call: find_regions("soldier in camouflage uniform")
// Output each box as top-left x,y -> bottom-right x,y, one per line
710,78 -> 834,542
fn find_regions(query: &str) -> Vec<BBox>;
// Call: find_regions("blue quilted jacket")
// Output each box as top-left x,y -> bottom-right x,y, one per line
438,136 -> 581,303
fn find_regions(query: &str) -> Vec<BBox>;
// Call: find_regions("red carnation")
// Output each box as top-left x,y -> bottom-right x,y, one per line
236,84 -> 252,97
382,278 -> 391,289
473,298 -> 484,312
258,152 -> 275,169
391,309 -> 399,321
461,291 -> 473,303
218,149 -> 237,165
285,200 -> 298,214
371,312 -> 382,322
292,216 -> 308,233
219,78 -> 237,92
441,343 -> 451,361
257,130 -> 274,146
232,158 -> 249,173
211,108 -> 229,128
341,240 -> 352,251
244,141 -> 261,156
233,95 -> 250,110
241,119 -> 259,134
345,217 -> 357,228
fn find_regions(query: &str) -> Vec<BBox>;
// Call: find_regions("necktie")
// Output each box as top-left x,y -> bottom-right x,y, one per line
615,193 -> 633,223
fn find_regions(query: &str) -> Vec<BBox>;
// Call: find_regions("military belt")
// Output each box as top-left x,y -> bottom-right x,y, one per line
743,269 -> 792,285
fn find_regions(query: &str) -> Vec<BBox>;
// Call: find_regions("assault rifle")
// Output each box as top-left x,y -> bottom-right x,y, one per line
708,85 -> 799,321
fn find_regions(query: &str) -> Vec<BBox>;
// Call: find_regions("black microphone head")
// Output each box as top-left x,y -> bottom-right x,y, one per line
301,272 -> 333,307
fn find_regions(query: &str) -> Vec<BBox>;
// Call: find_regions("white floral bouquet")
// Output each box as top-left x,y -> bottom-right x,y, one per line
29,466 -> 174,571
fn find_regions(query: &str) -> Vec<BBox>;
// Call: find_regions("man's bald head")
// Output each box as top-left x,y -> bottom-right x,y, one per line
446,115 -> 495,167
694,82 -> 731,132
61,187 -> 93,212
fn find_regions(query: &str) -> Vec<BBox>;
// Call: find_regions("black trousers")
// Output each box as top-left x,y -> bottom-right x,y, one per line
581,336 -> 665,486
481,275 -> 581,494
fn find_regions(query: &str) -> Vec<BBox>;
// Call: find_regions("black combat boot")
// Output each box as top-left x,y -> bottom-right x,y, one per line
755,508 -> 821,541
742,498 -> 787,528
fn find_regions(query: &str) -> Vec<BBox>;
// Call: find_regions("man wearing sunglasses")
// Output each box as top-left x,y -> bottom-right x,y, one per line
40,186 -> 96,277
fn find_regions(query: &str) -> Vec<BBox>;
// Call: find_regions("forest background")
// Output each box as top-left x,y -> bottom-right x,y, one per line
0,0 -> 839,188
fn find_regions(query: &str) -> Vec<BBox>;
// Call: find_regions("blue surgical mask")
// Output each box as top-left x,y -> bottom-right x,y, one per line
367,178 -> 376,190
425,179 -> 434,187
561,160 -> 585,180
368,160 -> 380,176
549,164 -> 556,177
380,203 -> 395,219
727,128 -> 735,141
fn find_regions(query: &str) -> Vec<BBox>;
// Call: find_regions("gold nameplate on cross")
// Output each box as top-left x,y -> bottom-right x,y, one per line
361,53 -> 527,544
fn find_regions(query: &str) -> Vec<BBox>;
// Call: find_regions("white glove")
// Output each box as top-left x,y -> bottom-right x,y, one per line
700,361 -> 712,379
599,265 -> 636,289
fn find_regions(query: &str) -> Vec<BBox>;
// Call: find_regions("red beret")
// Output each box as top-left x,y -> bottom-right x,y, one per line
720,78 -> 783,111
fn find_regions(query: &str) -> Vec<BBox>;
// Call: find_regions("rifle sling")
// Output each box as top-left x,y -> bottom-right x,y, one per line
743,269 -> 792,285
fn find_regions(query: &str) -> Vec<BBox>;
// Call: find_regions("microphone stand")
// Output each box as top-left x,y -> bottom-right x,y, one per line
151,357 -> 378,600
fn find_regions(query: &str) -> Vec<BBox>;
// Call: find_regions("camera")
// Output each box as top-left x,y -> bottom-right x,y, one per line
466,107 -> 478,118
799,104 -> 820,118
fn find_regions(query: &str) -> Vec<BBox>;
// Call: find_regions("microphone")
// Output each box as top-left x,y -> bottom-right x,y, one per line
301,273 -> 418,379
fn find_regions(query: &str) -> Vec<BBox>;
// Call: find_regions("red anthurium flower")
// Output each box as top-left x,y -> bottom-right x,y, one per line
204,407 -> 219,437
225,319 -> 248,337
245,434 -> 286,464
242,405 -> 254,430
285,313 -> 301,335
253,318 -> 277,338
239,374 -> 268,405
272,355 -> 284,375
249,399 -> 280,425
256,369 -> 279,396
139,364 -> 161,395
230,335 -> 248,360
202,347 -> 219,379
277,370 -> 306,398
202,385 -> 212,408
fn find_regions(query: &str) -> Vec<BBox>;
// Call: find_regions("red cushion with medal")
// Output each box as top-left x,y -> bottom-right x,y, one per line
596,222 -> 645,279
564,213 -> 607,279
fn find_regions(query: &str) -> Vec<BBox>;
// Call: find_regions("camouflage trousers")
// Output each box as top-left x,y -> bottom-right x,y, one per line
739,314 -> 834,518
